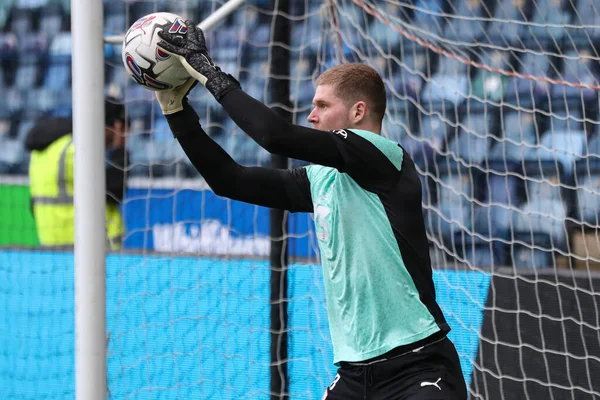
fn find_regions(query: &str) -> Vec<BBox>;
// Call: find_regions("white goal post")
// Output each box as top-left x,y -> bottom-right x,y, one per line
71,1 -> 246,399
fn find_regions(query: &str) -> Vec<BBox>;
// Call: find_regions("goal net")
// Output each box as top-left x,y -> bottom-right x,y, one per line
1,0 -> 600,399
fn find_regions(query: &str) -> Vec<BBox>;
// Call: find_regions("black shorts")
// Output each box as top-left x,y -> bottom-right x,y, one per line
322,337 -> 467,400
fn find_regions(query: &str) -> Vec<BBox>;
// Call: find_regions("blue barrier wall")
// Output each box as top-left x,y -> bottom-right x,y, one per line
123,188 -> 319,259
0,251 -> 490,399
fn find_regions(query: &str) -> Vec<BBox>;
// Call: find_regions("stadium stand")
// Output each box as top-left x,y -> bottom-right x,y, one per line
1,0 -> 599,269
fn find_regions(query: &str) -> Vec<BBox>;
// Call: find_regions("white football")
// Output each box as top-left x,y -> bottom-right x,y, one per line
122,12 -> 190,91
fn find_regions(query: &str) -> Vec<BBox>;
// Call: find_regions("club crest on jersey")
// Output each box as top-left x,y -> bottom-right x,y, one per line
168,19 -> 188,34
331,129 -> 348,139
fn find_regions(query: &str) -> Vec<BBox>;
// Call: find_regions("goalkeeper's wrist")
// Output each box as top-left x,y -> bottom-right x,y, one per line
205,71 -> 241,102
165,100 -> 200,139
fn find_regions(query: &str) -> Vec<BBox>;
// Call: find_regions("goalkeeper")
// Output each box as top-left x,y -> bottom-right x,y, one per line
156,22 -> 467,400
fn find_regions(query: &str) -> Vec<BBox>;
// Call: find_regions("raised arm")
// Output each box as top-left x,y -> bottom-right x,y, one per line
155,80 -> 313,213
157,22 -> 405,191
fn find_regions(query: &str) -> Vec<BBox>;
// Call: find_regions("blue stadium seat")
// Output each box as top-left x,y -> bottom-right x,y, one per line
510,160 -> 568,267
291,17 -> 321,53
528,0 -> 573,44
25,88 -> 56,114
45,33 -> 71,90
428,164 -> 473,253
368,18 -> 401,51
393,45 -> 427,100
50,89 -> 72,117
44,63 -> 70,91
464,161 -> 522,267
0,119 -> 24,174
551,50 -> 600,103
489,110 -> 539,161
421,57 -> 469,104
445,112 -> 490,166
15,64 -> 38,90
444,0 -> 491,43
529,109 -> 586,175
412,0 -> 446,37
401,110 -> 449,168
569,0 -> 600,40
7,7 -> 34,37
39,2 -> 64,39
124,85 -> 153,120
4,87 -> 25,115
505,52 -> 553,107
486,0 -> 530,45
588,128 -> 600,157
211,26 -> 239,62
104,12 -> 125,36
575,159 -> 600,224
242,22 -> 271,61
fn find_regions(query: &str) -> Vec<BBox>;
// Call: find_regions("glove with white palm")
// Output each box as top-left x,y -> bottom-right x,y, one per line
157,21 -> 240,101
155,77 -> 197,115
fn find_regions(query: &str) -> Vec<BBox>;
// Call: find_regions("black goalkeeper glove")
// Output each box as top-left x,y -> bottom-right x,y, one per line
157,20 -> 240,101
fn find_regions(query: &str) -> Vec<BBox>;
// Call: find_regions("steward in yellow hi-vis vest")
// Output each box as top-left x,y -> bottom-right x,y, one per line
24,99 -> 129,250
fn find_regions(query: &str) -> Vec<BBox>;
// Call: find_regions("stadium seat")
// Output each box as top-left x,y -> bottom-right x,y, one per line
45,33 -> 71,91
393,45 -> 427,100
4,87 -> 25,115
50,89 -> 72,117
368,18 -> 401,51
242,22 -> 271,61
211,26 -> 239,62
444,0 -> 492,43
428,164 -> 473,254
531,109 -> 586,175
15,0 -> 47,8
0,119 -> 24,174
44,62 -> 70,91
505,52 -> 554,107
528,0 -> 573,45
421,57 -> 469,104
488,109 -> 539,161
567,0 -> 600,41
509,160 -> 569,267
464,161 -> 523,267
588,127 -> 600,157
486,0 -> 531,46
7,7 -> 34,37
401,110 -> 450,168
551,49 -> 600,103
412,0 -> 446,38
25,88 -> 55,114
39,2 -> 64,39
104,12 -> 125,36
15,64 -> 39,90
445,112 -> 490,166
575,159 -> 600,224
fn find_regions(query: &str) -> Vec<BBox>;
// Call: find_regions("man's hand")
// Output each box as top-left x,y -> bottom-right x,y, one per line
155,77 -> 197,115
157,21 -> 240,101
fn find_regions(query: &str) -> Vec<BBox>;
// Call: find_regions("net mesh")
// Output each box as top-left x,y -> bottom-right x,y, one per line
1,0 -> 600,399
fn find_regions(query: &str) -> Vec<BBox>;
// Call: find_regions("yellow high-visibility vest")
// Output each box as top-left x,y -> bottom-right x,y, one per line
29,134 -> 124,249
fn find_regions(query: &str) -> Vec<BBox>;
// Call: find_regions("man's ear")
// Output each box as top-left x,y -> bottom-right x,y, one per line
351,101 -> 367,124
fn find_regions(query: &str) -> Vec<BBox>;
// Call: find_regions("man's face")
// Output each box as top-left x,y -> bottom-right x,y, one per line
307,84 -> 353,131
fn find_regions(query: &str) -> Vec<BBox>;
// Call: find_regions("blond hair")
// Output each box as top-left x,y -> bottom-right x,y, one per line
316,63 -> 386,124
